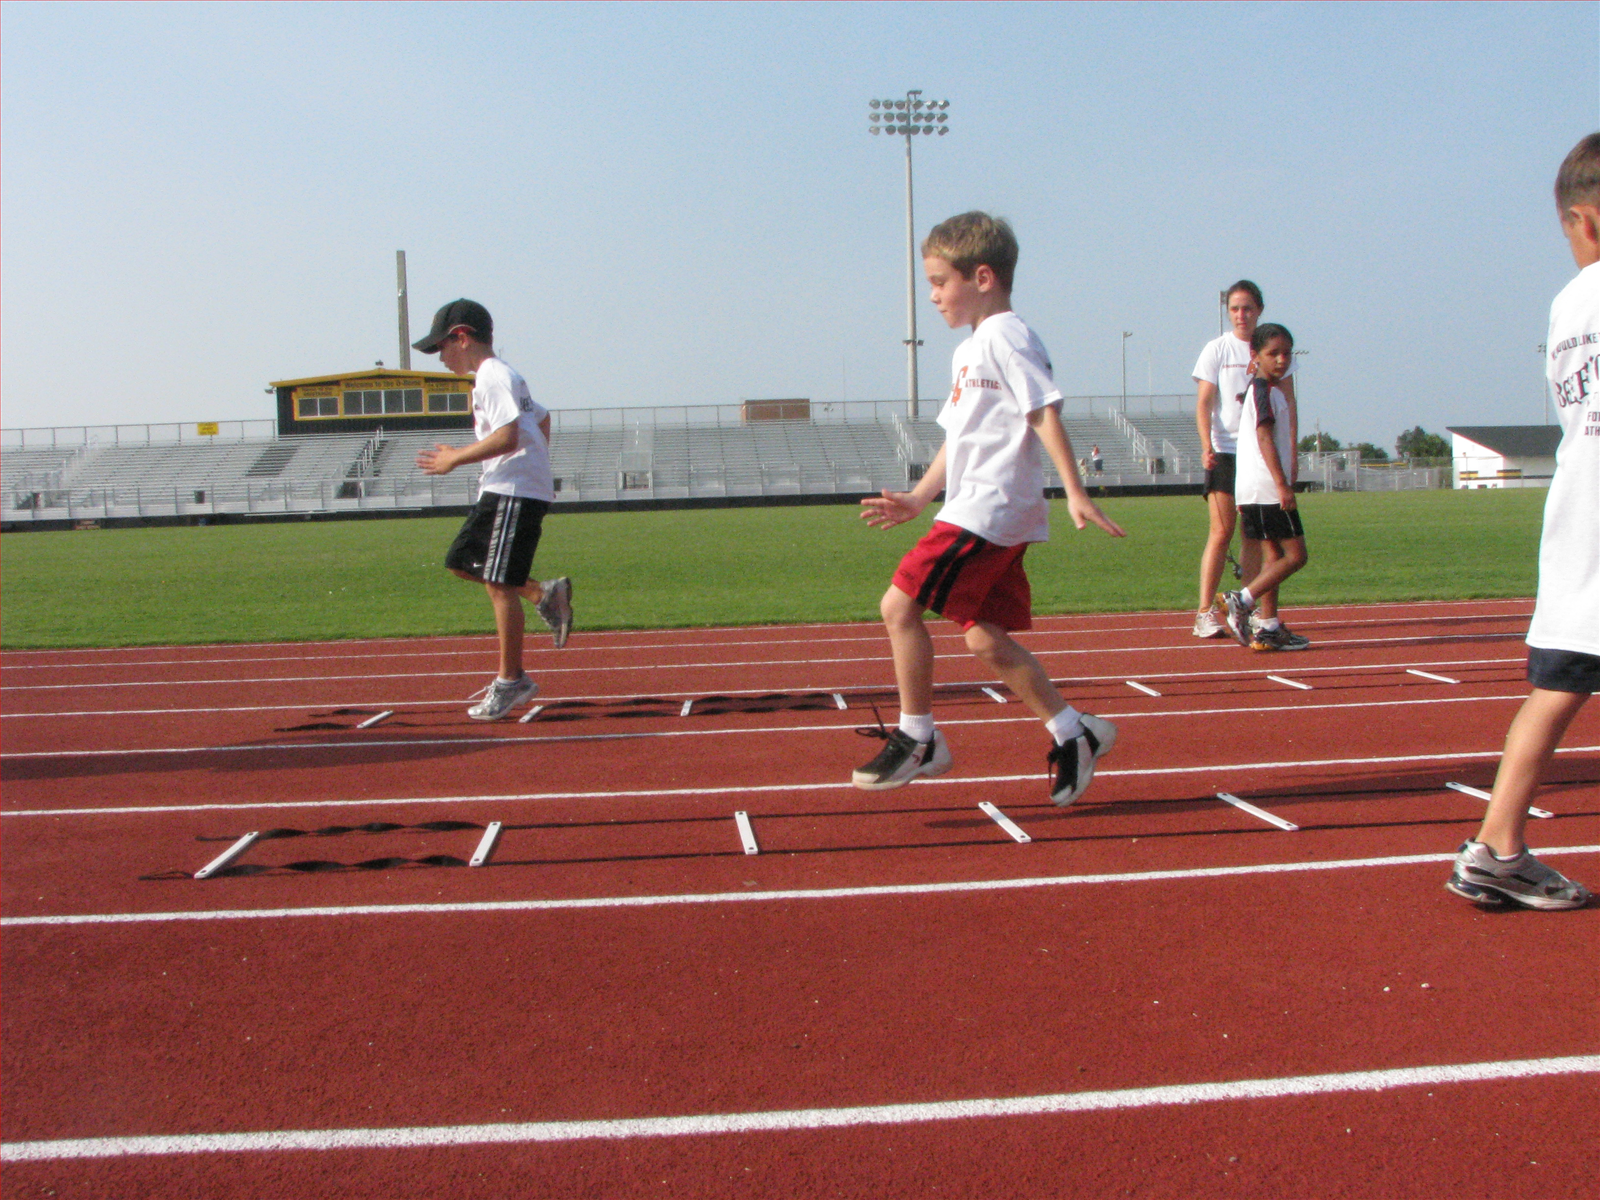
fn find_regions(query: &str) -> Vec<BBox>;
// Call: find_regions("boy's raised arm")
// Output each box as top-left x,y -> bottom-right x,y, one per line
1029,405 -> 1126,537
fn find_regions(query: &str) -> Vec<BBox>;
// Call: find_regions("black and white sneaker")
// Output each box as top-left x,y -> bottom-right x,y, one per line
1222,591 -> 1254,647
1047,714 -> 1118,806
851,729 -> 952,790
536,577 -> 573,649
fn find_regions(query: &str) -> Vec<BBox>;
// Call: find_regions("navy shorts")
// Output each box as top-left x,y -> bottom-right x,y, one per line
1238,503 -> 1305,543
1527,646 -> 1600,695
445,493 -> 548,587
1203,453 -> 1236,498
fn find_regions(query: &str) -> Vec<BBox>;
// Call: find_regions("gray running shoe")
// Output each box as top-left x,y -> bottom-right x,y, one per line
1193,608 -> 1226,638
467,673 -> 539,721
1047,713 -> 1118,806
1222,591 -> 1254,647
1250,625 -> 1312,651
1445,841 -> 1591,910
536,577 -> 573,648
852,729 -> 952,790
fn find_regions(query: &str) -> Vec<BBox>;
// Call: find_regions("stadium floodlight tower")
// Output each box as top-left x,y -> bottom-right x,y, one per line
869,90 -> 950,419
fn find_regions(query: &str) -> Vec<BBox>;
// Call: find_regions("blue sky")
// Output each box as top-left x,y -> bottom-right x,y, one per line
2,1 -> 1596,447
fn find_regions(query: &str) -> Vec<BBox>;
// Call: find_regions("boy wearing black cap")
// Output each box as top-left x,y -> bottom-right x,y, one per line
414,299 -> 573,721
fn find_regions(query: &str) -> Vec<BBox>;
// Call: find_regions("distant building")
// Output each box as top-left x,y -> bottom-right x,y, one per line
271,369 -> 475,437
1447,425 -> 1561,489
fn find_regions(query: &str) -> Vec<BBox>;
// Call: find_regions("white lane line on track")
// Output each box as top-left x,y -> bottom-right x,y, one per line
0,634 -> 1527,694
0,600 -> 1535,670
7,847 -> 1597,928
0,691 -> 1540,762
0,654 -> 1529,721
8,745 -> 1597,820
3,1054 -> 1590,1161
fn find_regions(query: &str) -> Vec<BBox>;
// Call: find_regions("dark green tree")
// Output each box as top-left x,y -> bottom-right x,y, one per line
1353,442 -> 1391,462
1395,426 -> 1450,459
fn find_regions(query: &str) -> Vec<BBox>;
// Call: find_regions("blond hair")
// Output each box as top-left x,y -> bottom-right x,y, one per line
1555,132 -> 1600,213
921,212 -> 1019,291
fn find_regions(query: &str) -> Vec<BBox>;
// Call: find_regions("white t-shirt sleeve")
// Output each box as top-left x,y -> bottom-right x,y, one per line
1192,339 -> 1222,384
1002,343 -> 1064,414
475,367 -> 522,433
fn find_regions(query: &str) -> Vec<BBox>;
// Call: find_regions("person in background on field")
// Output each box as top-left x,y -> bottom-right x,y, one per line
414,299 -> 573,721
1221,325 -> 1310,652
856,211 -> 1127,805
1445,133 -> 1598,911
1191,281 -> 1302,643
1091,444 -> 1104,474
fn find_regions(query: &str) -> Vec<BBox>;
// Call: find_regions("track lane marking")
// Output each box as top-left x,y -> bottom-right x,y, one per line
0,634 -> 1528,694
9,743 -> 1598,819
0,691 -> 1545,761
4,847 -> 1595,927
0,654 -> 1528,720
0,599 -> 1535,670
3,1055 -> 1591,1161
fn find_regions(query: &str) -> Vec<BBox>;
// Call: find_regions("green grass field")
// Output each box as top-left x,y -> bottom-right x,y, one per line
0,489 -> 1546,649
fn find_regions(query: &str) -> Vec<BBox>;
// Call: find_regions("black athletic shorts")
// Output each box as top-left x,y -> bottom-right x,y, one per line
445,493 -> 549,587
1238,503 -> 1305,543
1202,453 -> 1236,498
1526,646 -> 1600,694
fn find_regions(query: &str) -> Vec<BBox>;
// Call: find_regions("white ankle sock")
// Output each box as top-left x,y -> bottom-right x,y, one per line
1240,587 -> 1256,608
1045,707 -> 1084,745
1258,617 -> 1281,631
898,713 -> 935,743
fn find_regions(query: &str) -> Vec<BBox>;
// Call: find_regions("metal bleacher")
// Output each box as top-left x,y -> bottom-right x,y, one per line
3,395 -> 1200,523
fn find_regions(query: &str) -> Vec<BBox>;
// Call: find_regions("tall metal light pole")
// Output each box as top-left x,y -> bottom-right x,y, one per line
1121,331 -> 1133,412
396,250 -> 411,371
870,91 -> 950,419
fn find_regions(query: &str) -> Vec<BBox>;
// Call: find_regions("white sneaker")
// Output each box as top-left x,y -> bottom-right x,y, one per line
1445,841 -> 1591,910
536,577 -> 573,649
1193,608 -> 1226,638
467,674 -> 539,721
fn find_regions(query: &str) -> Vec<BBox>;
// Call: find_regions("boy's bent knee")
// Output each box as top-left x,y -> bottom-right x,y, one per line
880,585 -> 923,626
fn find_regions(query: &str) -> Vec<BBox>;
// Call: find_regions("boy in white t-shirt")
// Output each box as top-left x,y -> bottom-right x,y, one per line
1221,324 -> 1309,650
1191,281 -> 1299,641
855,212 -> 1127,804
1445,134 -> 1598,910
413,299 -> 573,721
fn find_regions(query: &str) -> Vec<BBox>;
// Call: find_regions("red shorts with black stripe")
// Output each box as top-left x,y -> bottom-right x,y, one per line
891,520 -> 1033,632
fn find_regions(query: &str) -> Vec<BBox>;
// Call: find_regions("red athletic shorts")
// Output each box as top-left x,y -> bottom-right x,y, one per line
891,520 -> 1033,632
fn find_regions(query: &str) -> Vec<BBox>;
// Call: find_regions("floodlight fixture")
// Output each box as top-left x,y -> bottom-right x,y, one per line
867,89 -> 952,418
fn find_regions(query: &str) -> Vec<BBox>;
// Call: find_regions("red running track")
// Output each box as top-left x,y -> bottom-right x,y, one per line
2,599 -> 1596,1198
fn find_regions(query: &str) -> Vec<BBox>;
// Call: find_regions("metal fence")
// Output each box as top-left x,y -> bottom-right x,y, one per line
1299,451 -> 1450,492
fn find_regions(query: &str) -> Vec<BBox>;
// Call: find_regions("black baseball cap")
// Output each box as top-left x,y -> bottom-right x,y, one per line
413,299 -> 493,353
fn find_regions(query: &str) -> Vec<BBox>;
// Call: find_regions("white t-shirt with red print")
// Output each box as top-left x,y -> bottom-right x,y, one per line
934,311 -> 1064,547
